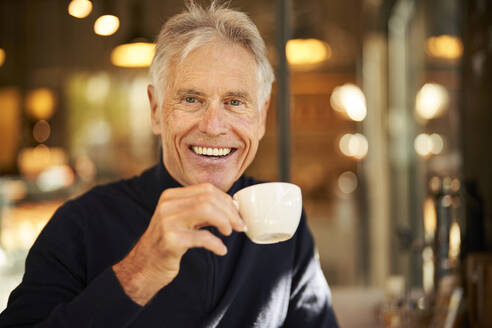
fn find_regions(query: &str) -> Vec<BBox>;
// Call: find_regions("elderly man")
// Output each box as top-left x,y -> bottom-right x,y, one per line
0,2 -> 338,327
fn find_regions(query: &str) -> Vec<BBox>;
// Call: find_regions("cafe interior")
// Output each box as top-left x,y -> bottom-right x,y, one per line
0,0 -> 491,326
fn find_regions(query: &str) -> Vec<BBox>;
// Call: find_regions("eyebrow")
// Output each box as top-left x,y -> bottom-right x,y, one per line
176,89 -> 253,103
224,91 -> 252,103
176,89 -> 205,97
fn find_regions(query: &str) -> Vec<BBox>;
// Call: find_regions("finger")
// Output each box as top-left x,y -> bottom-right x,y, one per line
231,199 -> 247,231
155,197 -> 233,236
185,229 -> 228,256
187,201 -> 234,236
194,192 -> 245,233
156,196 -> 203,218
225,197 -> 246,232
158,185 -> 245,232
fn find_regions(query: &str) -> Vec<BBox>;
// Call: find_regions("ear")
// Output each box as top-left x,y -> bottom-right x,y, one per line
258,96 -> 271,140
148,84 -> 161,135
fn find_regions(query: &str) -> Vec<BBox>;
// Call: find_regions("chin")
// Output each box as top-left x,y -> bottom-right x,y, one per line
189,173 -> 235,191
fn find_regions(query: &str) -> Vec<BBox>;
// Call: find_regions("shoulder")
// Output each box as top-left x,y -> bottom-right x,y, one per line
39,172 -> 147,238
39,178 -> 134,227
70,162 -> 162,216
77,175 -> 141,205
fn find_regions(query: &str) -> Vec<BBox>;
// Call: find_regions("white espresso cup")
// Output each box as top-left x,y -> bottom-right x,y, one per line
233,182 -> 302,244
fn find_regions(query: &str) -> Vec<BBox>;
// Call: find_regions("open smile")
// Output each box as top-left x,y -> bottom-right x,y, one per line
189,145 -> 237,159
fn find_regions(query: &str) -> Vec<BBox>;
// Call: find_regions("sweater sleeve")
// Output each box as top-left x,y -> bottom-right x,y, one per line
284,212 -> 339,328
0,201 -> 143,328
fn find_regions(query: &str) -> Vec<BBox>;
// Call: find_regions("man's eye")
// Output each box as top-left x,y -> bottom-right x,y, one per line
230,99 -> 242,106
185,97 -> 197,103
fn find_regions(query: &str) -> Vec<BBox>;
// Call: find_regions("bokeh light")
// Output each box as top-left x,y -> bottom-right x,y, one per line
339,133 -> 368,160
429,176 -> 441,193
0,201 -> 61,251
286,39 -> 331,65
415,83 -> 449,120
338,171 -> 358,194
86,73 -> 111,104
450,178 -> 460,193
414,133 -> 432,157
94,15 -> 120,36
423,197 -> 436,242
37,165 -> 75,192
25,88 -> 56,120
339,134 -> 352,156
430,133 -> 443,154
414,133 -> 444,157
0,48 -> 5,67
17,146 -> 68,178
68,0 -> 92,19
426,35 -> 463,59
449,221 -> 461,260
75,155 -> 97,182
33,120 -> 51,143
330,83 -> 367,121
111,42 -> 156,68
422,246 -> 434,293
86,120 -> 111,145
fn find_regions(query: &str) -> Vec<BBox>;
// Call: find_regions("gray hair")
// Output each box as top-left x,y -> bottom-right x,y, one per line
149,0 -> 274,107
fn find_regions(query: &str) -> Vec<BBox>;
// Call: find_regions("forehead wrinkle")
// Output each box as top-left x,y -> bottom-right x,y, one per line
169,41 -> 260,104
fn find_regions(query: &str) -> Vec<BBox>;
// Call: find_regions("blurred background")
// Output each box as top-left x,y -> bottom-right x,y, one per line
0,0 -> 491,327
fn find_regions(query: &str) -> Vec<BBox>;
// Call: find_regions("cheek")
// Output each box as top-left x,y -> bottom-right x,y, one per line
162,111 -> 196,142
160,112 -> 179,145
230,115 -> 263,143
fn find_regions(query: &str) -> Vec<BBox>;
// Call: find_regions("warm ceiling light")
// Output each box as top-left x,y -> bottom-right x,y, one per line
286,38 -> 331,65
426,35 -> 463,59
330,83 -> 367,121
415,83 -> 449,120
94,15 -> 120,36
111,42 -> 155,67
0,48 -> 5,67
68,0 -> 93,19
25,88 -> 56,120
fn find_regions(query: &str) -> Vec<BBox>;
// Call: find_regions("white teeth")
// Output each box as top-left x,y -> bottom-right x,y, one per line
192,146 -> 232,157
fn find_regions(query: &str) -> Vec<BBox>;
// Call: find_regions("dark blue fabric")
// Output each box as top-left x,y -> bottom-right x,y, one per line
0,161 -> 338,327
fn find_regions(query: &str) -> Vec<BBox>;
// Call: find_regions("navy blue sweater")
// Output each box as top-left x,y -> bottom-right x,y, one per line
0,161 -> 338,327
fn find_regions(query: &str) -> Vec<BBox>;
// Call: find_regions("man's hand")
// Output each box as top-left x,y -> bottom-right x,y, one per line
112,183 -> 245,306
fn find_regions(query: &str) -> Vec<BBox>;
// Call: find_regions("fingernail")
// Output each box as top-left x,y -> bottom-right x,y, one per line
233,200 -> 239,210
236,221 -> 247,232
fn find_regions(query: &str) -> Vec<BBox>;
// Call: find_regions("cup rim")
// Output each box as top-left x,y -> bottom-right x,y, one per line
233,182 -> 301,198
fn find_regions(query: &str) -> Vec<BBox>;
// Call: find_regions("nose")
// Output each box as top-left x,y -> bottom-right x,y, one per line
198,101 -> 228,136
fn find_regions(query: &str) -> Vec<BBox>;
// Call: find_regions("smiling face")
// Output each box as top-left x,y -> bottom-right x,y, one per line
148,40 -> 270,191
